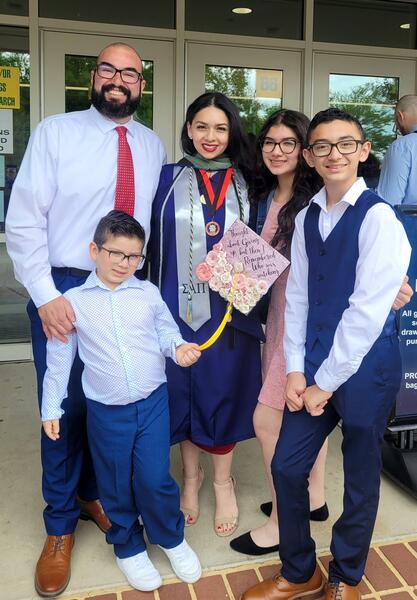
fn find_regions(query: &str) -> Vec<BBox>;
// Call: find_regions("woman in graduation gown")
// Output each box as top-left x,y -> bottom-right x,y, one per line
150,93 -> 263,537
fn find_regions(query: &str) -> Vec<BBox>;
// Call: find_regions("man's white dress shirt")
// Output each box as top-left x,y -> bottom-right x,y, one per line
284,178 -> 411,393
5,105 -> 166,307
42,271 -> 185,421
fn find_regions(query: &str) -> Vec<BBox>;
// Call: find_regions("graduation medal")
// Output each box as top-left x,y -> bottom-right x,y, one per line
205,220 -> 221,236
198,167 -> 234,239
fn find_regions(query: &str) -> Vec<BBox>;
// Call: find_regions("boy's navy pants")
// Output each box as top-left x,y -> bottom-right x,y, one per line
86,383 -> 184,558
272,334 -> 401,586
28,269 -> 97,536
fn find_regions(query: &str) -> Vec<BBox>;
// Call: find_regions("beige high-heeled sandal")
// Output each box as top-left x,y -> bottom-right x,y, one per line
213,476 -> 239,537
180,465 -> 205,526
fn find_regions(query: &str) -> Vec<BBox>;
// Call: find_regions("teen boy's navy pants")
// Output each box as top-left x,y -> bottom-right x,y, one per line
28,269 -> 98,535
86,383 -> 184,558
272,334 -> 401,587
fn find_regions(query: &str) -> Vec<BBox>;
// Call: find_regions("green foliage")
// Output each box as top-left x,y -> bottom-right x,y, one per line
0,51 -> 30,83
205,66 -> 281,135
64,55 -> 153,129
329,78 -> 398,158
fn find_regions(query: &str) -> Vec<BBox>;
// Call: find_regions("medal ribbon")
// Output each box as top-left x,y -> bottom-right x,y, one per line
198,167 -> 234,216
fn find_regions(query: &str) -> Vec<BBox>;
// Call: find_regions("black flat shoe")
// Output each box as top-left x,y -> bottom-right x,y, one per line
230,531 -> 280,556
260,501 -> 272,517
260,501 -> 329,522
309,503 -> 329,521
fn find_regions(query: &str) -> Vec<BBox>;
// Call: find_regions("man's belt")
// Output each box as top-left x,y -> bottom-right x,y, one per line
51,266 -> 91,278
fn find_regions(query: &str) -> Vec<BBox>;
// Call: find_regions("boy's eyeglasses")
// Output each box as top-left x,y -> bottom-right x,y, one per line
261,138 -> 299,154
96,62 -> 143,85
99,246 -> 145,267
308,140 -> 364,157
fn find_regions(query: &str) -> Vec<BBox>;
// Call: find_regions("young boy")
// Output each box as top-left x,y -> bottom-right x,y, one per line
241,109 -> 411,600
41,210 -> 202,593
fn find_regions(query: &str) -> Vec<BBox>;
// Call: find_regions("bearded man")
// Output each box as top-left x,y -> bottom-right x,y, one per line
6,43 -> 166,597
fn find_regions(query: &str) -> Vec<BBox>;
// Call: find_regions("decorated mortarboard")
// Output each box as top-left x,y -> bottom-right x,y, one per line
195,219 -> 290,350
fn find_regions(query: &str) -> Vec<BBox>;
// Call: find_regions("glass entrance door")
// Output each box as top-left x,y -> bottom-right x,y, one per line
43,32 -> 175,158
0,32 -> 174,362
186,42 -> 302,137
312,53 -> 416,159
0,26 -> 32,361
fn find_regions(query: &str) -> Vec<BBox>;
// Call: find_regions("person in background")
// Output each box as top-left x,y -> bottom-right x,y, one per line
6,42 -> 165,597
378,94 -> 417,205
4,164 -> 17,219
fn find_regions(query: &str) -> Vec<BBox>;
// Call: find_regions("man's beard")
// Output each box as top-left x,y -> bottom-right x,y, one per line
91,82 -> 140,119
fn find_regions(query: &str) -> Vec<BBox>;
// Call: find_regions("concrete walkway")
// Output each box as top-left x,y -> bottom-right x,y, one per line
1,361 -> 417,600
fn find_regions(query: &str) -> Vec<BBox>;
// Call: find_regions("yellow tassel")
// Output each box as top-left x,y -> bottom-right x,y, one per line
199,275 -> 238,351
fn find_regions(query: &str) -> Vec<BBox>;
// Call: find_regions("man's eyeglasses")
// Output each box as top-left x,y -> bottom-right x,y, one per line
99,246 -> 145,267
96,62 -> 143,85
261,137 -> 299,154
392,123 -> 401,136
308,139 -> 364,157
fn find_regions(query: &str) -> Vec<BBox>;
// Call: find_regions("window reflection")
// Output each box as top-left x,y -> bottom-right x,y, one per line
205,65 -> 283,134
187,0 -> 303,40
0,27 -> 31,344
329,74 -> 399,159
315,0 -> 417,49
39,0 -> 175,28
65,55 -> 154,129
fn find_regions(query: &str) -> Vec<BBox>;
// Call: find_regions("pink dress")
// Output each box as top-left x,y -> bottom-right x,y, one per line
258,200 -> 289,411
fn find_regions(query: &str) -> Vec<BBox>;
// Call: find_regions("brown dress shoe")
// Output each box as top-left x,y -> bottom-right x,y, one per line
241,564 -> 325,600
325,582 -> 361,600
78,497 -> 111,532
35,534 -> 74,597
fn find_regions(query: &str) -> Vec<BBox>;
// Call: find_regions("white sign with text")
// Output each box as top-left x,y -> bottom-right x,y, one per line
0,109 -> 13,154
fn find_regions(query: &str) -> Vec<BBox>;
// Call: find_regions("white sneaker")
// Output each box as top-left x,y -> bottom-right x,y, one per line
116,550 -> 162,591
159,539 -> 202,583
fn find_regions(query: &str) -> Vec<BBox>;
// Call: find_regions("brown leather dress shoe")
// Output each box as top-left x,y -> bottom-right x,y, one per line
241,564 -> 325,600
325,582 -> 361,600
35,534 -> 74,597
78,497 -> 111,532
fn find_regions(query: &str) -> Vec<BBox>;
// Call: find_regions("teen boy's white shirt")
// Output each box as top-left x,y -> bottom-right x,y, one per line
42,271 -> 185,421
5,106 -> 166,308
284,177 -> 411,393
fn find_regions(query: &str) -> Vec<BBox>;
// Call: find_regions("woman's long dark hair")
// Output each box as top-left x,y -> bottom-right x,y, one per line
180,92 -> 253,184
251,109 -> 322,255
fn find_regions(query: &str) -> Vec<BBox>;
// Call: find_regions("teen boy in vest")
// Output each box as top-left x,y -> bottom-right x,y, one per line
241,109 -> 411,600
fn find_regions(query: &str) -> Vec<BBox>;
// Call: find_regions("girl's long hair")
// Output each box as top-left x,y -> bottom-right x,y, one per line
251,109 -> 322,256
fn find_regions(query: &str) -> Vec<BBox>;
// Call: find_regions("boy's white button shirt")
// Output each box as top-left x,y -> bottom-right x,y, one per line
284,177 -> 411,393
42,271 -> 185,421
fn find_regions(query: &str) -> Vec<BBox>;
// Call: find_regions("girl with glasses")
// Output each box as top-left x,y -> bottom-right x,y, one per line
230,109 -> 329,556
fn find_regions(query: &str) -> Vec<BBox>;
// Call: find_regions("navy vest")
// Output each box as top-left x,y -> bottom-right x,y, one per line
304,189 -> 397,365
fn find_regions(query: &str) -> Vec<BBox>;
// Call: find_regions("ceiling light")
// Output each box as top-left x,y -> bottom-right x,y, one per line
232,7 -> 253,14
400,23 -> 411,29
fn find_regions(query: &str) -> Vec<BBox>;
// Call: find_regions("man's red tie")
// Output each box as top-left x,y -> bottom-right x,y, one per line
114,126 -> 135,216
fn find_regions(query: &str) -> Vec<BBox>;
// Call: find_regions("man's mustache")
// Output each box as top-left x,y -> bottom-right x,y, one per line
102,83 -> 131,98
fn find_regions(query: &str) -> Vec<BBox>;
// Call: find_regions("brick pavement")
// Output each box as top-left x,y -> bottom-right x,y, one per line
58,537 -> 417,600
